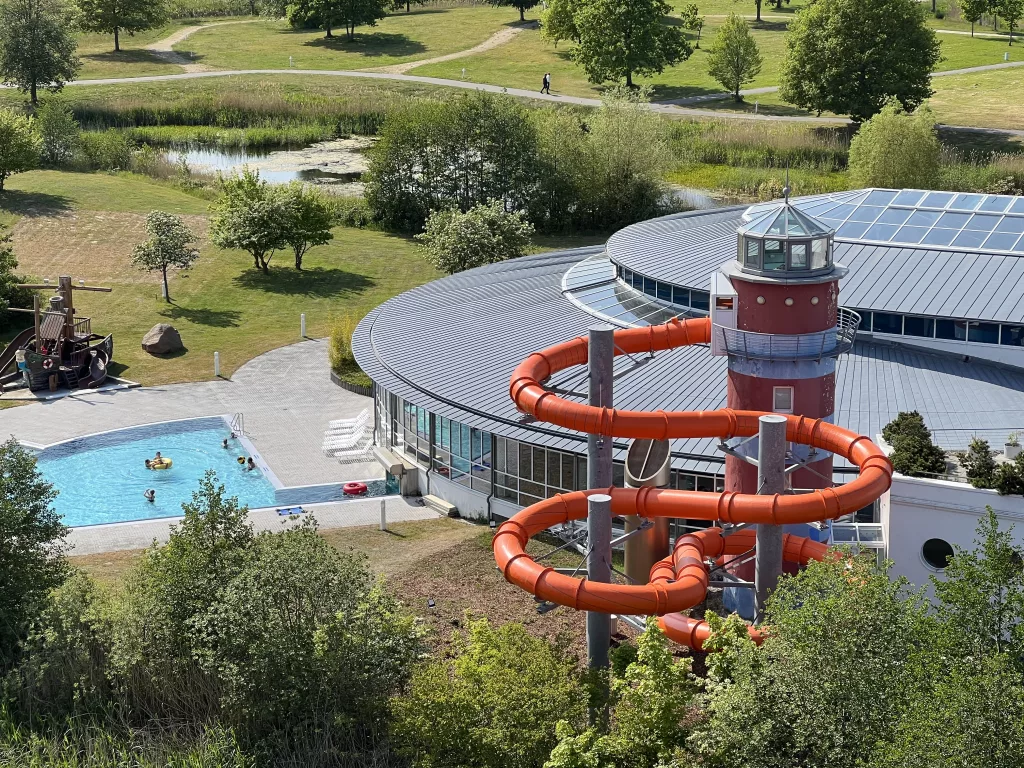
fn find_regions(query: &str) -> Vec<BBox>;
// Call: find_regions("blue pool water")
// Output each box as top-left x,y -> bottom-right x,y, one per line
36,418 -> 278,527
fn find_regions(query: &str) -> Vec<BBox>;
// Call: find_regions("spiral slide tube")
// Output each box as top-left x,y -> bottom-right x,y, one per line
493,317 -> 892,650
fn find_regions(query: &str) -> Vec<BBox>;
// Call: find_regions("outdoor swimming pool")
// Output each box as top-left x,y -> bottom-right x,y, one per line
35,418 -> 279,527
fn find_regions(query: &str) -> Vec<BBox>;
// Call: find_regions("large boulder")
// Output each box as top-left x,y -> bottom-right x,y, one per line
141,324 -> 183,355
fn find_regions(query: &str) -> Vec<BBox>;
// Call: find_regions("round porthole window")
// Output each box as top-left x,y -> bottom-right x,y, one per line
922,538 -> 955,570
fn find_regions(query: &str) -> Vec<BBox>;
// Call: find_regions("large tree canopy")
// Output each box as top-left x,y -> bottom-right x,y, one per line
778,0 -> 940,122
0,0 -> 80,104
571,0 -> 692,87
77,0 -> 168,51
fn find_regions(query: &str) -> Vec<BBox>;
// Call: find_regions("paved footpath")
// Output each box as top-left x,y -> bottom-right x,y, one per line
33,63 -> 1024,132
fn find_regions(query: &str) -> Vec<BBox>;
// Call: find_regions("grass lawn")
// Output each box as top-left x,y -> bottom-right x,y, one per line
174,7 -> 519,71
76,23 -> 191,80
928,68 -> 1024,130
0,170 -> 442,385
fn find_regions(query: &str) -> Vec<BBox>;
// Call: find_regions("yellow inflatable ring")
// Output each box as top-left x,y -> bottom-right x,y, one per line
150,458 -> 173,470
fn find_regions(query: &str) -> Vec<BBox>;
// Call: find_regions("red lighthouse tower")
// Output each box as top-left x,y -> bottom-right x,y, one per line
711,193 -> 860,615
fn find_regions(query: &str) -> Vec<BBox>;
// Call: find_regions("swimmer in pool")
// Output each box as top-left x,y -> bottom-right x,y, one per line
145,459 -> 152,469
222,438 -> 229,449
144,489 -> 155,503
246,457 -> 256,471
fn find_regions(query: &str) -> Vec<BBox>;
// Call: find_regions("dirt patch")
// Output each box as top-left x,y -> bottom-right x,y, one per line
10,211 -> 208,285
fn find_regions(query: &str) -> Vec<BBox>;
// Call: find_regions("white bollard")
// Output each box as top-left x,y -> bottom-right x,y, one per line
755,100 -> 759,114
380,498 -> 387,531
300,313 -> 306,338
289,56 -> 294,68
214,351 -> 220,378
1006,52 -> 1011,61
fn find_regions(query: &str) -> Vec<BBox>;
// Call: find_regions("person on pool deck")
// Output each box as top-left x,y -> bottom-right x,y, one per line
144,489 -> 155,503
246,457 -> 256,471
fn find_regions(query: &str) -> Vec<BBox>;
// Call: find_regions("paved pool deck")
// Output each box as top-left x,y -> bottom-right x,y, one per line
0,340 -> 438,554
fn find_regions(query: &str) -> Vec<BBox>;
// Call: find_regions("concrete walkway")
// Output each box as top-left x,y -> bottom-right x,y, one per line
1,338 -> 383,488
68,496 -> 438,555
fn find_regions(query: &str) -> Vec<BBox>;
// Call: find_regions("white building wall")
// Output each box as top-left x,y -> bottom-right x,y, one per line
883,474 -> 1024,590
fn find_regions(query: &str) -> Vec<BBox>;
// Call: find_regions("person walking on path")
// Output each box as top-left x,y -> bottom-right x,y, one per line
541,72 -> 551,94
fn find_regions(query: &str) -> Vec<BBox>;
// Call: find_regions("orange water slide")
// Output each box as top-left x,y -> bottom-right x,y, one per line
493,316 -> 892,650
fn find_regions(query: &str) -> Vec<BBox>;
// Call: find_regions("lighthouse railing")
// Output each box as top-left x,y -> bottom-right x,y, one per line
714,307 -> 861,362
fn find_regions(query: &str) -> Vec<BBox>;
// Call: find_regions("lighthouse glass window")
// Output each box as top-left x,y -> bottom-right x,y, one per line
789,242 -> 808,269
763,240 -> 786,270
811,238 -> 829,269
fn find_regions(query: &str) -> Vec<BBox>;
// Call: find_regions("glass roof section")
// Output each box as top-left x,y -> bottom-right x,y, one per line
739,203 -> 834,238
561,255 -> 690,328
746,188 -> 1024,255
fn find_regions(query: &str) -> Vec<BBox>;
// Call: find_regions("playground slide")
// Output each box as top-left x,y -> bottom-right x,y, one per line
0,327 -> 35,381
493,316 -> 892,651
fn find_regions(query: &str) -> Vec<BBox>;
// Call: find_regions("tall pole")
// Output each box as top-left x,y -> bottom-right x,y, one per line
755,414 -> 787,623
587,325 -> 614,669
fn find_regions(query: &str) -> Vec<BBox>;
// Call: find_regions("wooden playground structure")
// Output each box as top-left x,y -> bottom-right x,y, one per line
0,276 -> 114,394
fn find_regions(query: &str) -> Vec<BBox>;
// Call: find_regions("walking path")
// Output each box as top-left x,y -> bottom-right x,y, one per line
368,21 -> 537,74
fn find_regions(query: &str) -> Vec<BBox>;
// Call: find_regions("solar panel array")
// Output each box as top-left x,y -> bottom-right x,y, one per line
779,188 -> 1024,254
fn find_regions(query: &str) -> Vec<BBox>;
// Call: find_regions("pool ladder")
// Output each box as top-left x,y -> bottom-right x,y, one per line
230,412 -> 246,437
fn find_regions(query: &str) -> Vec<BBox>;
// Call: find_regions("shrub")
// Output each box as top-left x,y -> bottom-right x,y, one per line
35,99 -> 79,167
76,130 -> 133,171
328,314 -> 360,374
995,454 -> 1024,496
0,109 -> 41,191
848,99 -> 941,189
391,617 -> 588,768
0,224 -> 34,330
958,438 -> 997,489
416,200 -> 534,274
0,439 -> 68,672
331,195 -> 374,228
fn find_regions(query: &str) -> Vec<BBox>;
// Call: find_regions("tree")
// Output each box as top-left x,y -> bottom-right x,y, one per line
998,0 -> 1024,43
0,0 -> 80,105
365,92 -> 541,233
280,182 -> 334,270
690,558 -> 927,768
957,437 -> 997,488
487,0 -> 539,22
932,510 -> 1024,660
391,0 -> 424,12
391,617 -> 588,768
131,211 -> 200,302
35,98 -> 79,167
0,224 -> 36,329
571,0 -> 692,87
209,168 -> 289,274
960,0 -> 988,35
0,438 -> 68,671
881,409 -> 948,477
706,13 -> 762,101
0,108 -> 41,191
678,3 -> 704,48
289,0 -> 390,39
778,0 -> 940,122
77,0 -> 168,51
540,0 -> 580,45
416,199 -> 534,274
848,99 -> 940,189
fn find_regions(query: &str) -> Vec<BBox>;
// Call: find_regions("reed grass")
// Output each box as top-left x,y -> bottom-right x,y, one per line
123,124 -> 340,149
671,120 -> 850,172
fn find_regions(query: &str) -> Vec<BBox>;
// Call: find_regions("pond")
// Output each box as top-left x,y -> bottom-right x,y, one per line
164,136 -> 373,192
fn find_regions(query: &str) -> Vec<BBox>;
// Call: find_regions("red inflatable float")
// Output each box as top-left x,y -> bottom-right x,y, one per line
343,481 -> 368,496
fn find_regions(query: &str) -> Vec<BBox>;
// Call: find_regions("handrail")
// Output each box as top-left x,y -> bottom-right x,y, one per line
713,307 -> 861,362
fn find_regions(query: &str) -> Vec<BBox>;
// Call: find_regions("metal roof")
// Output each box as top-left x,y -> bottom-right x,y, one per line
608,196 -> 1024,324
353,248 -> 1024,475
